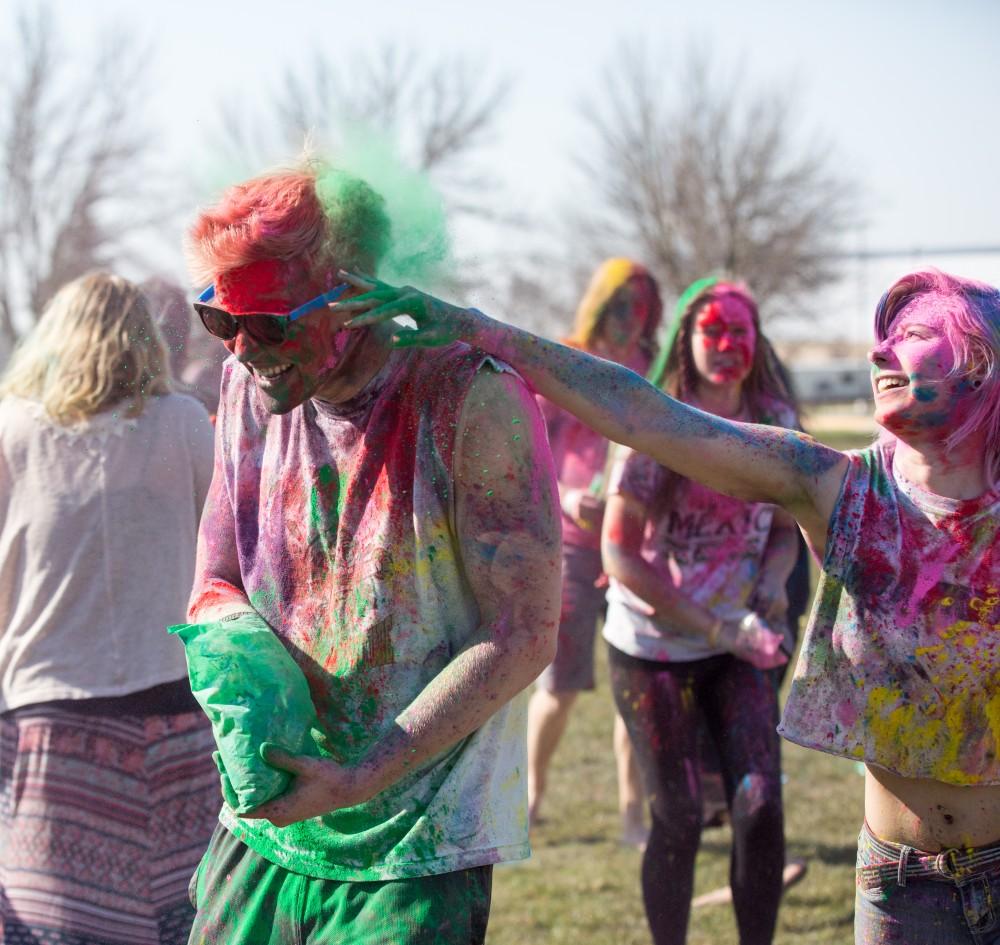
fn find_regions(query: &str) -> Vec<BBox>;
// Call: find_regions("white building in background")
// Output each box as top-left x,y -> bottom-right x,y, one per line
787,361 -> 871,405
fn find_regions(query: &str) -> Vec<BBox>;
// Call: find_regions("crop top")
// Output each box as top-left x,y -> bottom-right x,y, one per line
779,442 -> 1000,785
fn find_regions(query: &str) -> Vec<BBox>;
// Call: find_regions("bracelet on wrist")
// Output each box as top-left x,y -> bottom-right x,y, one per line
219,610 -> 257,623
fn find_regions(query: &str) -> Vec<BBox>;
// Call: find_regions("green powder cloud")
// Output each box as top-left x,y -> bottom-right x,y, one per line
317,122 -> 452,287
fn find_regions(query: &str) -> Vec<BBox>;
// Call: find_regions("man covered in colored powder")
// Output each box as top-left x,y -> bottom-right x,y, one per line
181,165 -> 561,944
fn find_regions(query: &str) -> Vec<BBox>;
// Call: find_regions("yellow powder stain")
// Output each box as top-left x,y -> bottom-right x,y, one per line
984,687 -> 1000,762
866,686 -> 943,758
970,594 -> 999,622
929,694 -> 973,784
935,619 -> 977,643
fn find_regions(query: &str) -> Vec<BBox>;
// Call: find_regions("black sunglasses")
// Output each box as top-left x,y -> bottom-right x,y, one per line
194,283 -> 351,345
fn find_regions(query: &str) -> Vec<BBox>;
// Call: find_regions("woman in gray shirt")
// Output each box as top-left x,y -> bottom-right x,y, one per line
0,273 -> 218,945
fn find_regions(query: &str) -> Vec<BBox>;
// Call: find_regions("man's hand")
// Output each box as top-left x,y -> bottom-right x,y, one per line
238,745 -> 381,828
335,271 -> 496,349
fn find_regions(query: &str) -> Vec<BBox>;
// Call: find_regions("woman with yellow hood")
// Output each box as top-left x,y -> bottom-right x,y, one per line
527,259 -> 662,845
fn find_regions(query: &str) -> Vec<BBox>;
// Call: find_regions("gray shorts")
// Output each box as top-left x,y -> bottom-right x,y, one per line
536,545 -> 605,692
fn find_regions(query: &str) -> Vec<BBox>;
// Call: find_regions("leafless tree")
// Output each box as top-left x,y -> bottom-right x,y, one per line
214,44 -> 510,223
0,6 -> 159,349
569,43 -> 858,321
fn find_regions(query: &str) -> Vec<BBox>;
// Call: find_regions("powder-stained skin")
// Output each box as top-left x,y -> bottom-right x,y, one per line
691,297 -> 757,384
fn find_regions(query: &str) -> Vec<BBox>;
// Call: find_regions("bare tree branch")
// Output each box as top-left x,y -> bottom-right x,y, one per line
568,42 -> 858,321
0,4 -> 161,347
215,43 -> 510,222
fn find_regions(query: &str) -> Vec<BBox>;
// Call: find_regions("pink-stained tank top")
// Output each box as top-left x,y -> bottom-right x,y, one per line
208,345 -> 534,879
779,443 -> 1000,785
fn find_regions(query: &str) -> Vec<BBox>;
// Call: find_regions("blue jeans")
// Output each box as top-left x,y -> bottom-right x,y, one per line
856,822 -> 1000,944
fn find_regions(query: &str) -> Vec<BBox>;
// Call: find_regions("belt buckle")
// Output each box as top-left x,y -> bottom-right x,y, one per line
934,848 -> 962,878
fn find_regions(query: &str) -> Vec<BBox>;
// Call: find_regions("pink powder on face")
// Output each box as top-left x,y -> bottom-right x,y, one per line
216,259 -> 298,315
695,300 -> 756,370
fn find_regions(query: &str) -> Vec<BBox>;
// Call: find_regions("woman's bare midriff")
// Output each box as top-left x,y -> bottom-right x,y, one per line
865,764 -> 1000,851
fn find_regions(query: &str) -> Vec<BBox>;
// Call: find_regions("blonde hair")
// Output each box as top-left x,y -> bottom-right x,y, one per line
0,272 -> 171,424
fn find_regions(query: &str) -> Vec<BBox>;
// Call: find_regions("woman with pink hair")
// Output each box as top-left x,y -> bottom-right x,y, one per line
340,268 -> 1000,944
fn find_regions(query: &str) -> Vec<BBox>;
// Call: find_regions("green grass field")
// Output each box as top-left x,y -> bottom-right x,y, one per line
487,427 -> 872,944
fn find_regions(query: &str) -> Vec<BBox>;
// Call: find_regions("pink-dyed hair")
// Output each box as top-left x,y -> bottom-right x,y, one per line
185,166 -> 388,288
874,269 -> 1000,487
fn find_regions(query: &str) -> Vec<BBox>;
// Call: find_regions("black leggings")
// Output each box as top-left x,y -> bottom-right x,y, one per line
608,646 -> 785,945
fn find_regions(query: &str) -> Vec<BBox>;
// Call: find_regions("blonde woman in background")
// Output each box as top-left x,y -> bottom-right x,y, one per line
0,273 -> 218,945
528,259 -> 662,845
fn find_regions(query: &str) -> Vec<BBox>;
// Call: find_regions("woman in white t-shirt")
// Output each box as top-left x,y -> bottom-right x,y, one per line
339,266 -> 1000,945
0,273 -> 218,945
600,279 -> 799,945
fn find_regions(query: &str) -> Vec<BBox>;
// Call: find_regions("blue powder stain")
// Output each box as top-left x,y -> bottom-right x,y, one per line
910,375 -> 938,402
922,410 -> 950,426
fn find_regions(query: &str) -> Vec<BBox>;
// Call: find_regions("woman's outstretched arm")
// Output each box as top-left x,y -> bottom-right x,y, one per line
338,273 -> 849,553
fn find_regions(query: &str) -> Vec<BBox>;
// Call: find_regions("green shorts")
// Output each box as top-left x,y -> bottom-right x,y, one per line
188,823 -> 493,945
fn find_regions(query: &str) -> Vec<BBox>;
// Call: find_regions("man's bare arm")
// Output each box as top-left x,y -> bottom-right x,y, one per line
187,448 -> 255,622
369,366 -> 562,777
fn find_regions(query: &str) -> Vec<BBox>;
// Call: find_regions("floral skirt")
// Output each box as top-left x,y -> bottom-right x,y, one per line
1,703 -> 219,945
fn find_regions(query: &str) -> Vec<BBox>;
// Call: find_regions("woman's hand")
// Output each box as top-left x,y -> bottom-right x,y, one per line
715,612 -> 788,671
334,271 -> 495,349
562,487 -> 605,531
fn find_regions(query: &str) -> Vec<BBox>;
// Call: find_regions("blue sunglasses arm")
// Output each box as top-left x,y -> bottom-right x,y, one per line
287,283 -> 351,322
196,281 -> 348,319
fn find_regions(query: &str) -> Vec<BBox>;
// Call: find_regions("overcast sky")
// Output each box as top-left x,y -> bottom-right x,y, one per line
4,0 -> 998,340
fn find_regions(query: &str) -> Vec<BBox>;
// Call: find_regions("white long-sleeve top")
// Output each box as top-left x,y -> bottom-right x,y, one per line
0,393 -> 214,712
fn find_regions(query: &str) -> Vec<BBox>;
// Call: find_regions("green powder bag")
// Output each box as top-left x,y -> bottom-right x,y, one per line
169,613 -> 322,814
